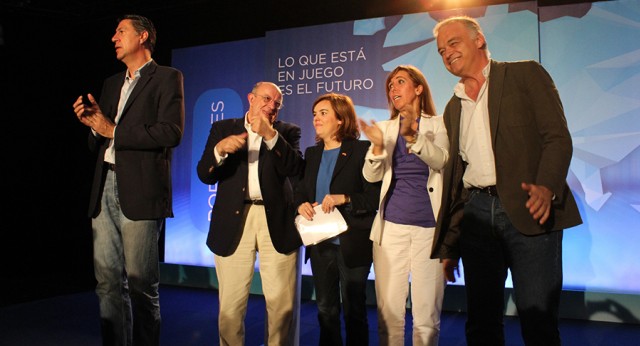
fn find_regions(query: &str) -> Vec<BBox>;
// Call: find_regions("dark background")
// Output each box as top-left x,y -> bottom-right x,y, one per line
0,0 -> 596,306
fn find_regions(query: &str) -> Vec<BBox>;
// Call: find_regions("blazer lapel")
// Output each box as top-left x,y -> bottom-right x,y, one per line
306,144 -> 323,201
257,119 -> 274,179
120,61 -> 157,120
387,117 -> 400,149
488,60 -> 505,144
332,139 -> 352,181
104,72 -> 127,123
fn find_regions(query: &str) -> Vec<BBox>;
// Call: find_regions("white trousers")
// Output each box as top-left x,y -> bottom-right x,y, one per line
373,221 -> 445,346
215,204 -> 300,346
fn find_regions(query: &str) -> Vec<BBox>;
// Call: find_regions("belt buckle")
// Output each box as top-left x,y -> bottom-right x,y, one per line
485,186 -> 497,196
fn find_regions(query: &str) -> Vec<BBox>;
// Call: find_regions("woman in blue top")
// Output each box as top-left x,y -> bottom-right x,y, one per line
295,93 -> 381,345
358,65 -> 449,345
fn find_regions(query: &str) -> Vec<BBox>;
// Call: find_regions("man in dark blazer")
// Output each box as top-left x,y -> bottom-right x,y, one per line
73,14 -> 184,346
196,81 -> 304,346
431,16 -> 582,346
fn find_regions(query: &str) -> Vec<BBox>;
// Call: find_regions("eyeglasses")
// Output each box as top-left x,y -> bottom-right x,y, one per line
252,93 -> 283,110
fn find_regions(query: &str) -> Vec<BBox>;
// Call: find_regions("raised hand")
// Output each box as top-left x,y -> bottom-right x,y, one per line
72,94 -> 115,138
358,117 -> 383,155
216,132 -> 248,156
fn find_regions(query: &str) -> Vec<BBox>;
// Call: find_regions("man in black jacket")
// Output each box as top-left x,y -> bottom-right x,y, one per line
73,14 -> 185,346
196,81 -> 304,346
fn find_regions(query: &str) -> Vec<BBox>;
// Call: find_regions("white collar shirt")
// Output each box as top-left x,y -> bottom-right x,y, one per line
453,62 -> 497,189
104,59 -> 152,164
243,113 -> 279,200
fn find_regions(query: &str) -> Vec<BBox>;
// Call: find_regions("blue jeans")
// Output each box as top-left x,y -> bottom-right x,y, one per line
308,242 -> 371,346
460,189 -> 563,346
92,170 -> 162,346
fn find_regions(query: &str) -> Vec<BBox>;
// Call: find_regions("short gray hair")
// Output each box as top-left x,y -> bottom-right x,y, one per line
433,15 -> 487,51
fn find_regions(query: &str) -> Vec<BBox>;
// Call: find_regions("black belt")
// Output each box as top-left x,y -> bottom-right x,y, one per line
106,163 -> 116,171
244,199 -> 264,205
470,185 -> 498,196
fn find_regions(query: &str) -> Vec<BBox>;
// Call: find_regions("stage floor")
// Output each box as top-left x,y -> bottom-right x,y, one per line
1,284 -> 639,345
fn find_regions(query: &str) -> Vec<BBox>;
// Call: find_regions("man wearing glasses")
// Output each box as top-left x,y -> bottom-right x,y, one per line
197,81 -> 304,346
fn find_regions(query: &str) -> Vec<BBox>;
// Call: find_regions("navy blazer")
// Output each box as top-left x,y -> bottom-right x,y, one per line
87,61 -> 185,220
197,117 -> 304,256
294,139 -> 380,268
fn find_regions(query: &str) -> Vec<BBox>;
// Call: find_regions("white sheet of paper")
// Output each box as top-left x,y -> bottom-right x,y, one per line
295,204 -> 348,246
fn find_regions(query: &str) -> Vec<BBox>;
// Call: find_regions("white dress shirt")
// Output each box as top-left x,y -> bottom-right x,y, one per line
213,113 -> 279,200
454,62 -> 497,189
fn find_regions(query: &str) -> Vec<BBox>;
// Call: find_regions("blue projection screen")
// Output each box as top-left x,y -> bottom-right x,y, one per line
167,0 -> 640,295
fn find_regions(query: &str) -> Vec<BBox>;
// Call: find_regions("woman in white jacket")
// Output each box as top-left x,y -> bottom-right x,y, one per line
358,65 -> 449,346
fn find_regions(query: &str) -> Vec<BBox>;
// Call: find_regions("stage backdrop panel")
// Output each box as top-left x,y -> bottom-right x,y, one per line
166,0 -> 640,295
539,0 -> 640,294
167,38 -> 265,267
